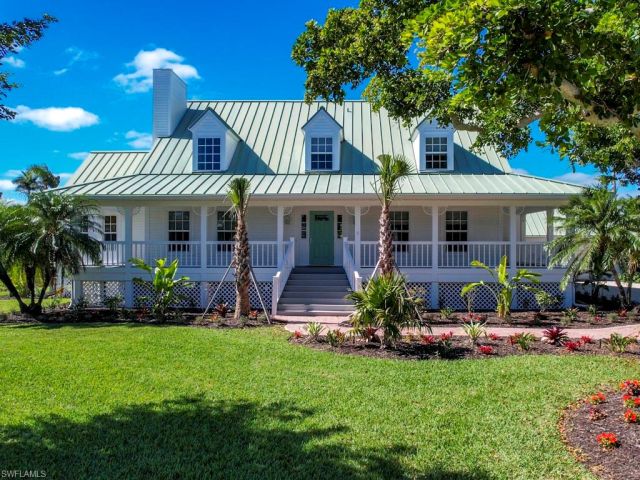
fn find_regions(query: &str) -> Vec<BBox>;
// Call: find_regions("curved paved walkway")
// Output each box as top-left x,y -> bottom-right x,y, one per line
276,315 -> 640,340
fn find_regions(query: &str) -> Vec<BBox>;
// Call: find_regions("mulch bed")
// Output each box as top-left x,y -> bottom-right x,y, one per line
562,389 -> 640,480
425,310 -> 640,329
290,335 -> 640,361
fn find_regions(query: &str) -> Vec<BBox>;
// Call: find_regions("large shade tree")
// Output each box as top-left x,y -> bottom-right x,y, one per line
1,14 -> 56,120
292,0 -> 640,183
0,192 -> 101,315
227,177 -> 252,318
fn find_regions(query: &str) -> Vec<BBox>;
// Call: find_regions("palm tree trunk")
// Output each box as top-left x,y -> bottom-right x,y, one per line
234,214 -> 251,319
378,202 -> 394,277
0,263 -> 29,313
611,267 -> 629,307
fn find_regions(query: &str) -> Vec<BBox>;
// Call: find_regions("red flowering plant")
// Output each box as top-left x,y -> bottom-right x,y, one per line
596,432 -> 619,450
618,308 -> 628,318
421,334 -> 436,345
619,379 -> 640,396
588,392 -> 606,405
580,335 -> 594,344
478,345 -> 493,355
488,333 -> 500,341
542,326 -> 569,346
565,341 -> 581,352
623,409 -> 638,423
292,330 -> 304,340
622,395 -> 640,408
439,331 -> 454,349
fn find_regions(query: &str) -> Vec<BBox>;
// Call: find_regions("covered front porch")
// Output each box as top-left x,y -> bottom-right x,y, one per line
72,198 -> 570,312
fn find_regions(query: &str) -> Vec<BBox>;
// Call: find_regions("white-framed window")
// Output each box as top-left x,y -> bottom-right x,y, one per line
104,215 -> 117,242
217,211 -> 236,251
196,137 -> 221,171
390,211 -> 409,252
425,136 -> 449,170
445,210 -> 468,252
310,137 -> 333,170
168,211 -> 190,251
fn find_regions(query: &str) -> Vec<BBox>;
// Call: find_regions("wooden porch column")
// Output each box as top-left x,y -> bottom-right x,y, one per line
354,206 -> 361,268
509,205 -> 517,274
277,206 -> 284,266
430,205 -> 439,309
546,208 -> 555,242
123,206 -> 134,308
200,206 -> 207,269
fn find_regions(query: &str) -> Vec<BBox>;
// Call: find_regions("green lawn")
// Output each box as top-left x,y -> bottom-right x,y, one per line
0,297 -> 69,314
0,325 -> 637,479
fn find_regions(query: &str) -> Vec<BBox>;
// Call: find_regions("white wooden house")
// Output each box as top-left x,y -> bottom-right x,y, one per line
60,69 -> 582,315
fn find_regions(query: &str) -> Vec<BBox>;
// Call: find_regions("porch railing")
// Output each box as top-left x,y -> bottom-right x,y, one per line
132,241 -> 202,268
99,241 -> 126,267
272,238 -> 295,315
360,241 -> 433,268
206,241 -> 279,268
342,237 -> 361,291
438,242 -> 510,268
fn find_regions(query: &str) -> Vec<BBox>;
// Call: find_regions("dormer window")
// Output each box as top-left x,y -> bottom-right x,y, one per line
302,107 -> 343,172
310,137 -> 334,170
197,137 -> 221,171
411,119 -> 454,172
425,136 -> 449,170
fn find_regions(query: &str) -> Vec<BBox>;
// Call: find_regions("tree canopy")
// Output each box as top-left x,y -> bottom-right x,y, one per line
292,0 -> 640,183
1,14 -> 56,120
13,164 -> 60,197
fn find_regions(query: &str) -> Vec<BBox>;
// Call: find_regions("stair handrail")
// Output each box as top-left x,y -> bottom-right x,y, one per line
271,237 -> 295,315
342,237 -> 361,291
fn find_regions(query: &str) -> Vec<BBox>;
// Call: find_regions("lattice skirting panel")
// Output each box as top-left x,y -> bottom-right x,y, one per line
407,282 -> 432,310
517,282 -> 564,310
439,282 -> 500,311
206,281 -> 272,310
81,281 -> 125,307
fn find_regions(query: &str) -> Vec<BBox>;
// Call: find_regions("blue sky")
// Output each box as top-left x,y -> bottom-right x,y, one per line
0,0 -> 604,201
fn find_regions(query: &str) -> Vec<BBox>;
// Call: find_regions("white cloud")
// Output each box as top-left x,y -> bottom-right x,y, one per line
57,172 -> 73,182
4,56 -> 25,68
53,47 -> 98,75
0,179 -> 15,191
68,151 -> 89,160
125,130 -> 153,149
511,168 -> 530,176
53,68 -> 68,76
3,169 -> 22,178
114,48 -> 200,93
13,105 -> 99,132
553,172 -> 599,186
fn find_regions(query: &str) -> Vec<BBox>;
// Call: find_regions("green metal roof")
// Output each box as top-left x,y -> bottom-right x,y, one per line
61,100 -> 582,198
60,172 -> 582,198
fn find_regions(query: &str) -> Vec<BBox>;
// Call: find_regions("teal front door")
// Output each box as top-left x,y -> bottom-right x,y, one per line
309,211 -> 334,265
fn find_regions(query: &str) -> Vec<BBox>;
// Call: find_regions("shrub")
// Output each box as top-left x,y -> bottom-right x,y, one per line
596,432 -> 619,449
562,307 -> 579,325
618,308 -> 628,318
104,295 -> 123,313
588,392 -> 606,405
347,273 -> 422,346
542,326 -> 569,346
623,409 -> 638,423
488,332 -> 500,341
215,303 -> 229,317
619,379 -> 640,396
292,330 -> 304,340
306,321 -> 324,341
326,329 -> 346,348
622,395 -> 640,408
580,335 -> 594,344
462,320 -> 486,345
439,307 -> 454,321
565,341 -> 581,352
509,332 -> 536,351
588,304 -> 598,318
421,334 -> 436,345
607,333 -> 634,353
478,345 -> 493,355
535,290 -> 560,313
131,258 -> 191,321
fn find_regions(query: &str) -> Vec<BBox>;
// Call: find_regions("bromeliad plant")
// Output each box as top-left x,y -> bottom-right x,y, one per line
461,256 -> 541,320
131,257 -> 191,321
462,319 -> 486,346
347,273 -> 423,347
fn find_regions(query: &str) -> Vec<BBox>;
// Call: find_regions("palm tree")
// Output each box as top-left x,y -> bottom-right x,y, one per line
373,154 -> 414,277
227,178 -> 252,319
13,164 -> 60,197
0,192 -> 102,315
548,187 -> 638,307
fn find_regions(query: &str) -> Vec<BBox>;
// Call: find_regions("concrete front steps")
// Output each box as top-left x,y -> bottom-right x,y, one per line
277,266 -> 354,316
